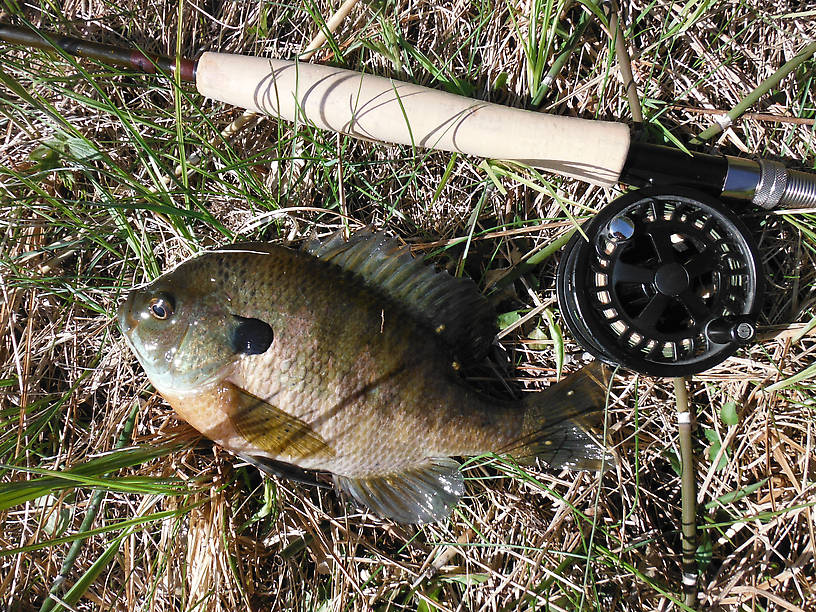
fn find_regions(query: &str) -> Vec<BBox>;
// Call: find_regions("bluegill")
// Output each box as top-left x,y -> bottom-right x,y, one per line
118,233 -> 613,523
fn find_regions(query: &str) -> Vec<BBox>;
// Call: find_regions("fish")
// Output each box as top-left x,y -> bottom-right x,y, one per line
118,232 -> 614,523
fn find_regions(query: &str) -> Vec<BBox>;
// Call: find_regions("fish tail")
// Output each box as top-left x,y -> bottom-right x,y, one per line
507,361 -> 616,471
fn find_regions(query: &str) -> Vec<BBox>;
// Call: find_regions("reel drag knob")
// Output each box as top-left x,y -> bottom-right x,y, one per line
556,187 -> 763,377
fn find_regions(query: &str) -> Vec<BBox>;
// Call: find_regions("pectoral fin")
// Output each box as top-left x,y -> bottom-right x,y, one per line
229,385 -> 333,460
334,458 -> 464,524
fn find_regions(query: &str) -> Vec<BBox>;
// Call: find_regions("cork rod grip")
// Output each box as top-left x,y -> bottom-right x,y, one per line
196,52 -> 631,187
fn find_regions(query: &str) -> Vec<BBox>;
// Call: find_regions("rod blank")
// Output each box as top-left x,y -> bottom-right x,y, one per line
0,22 -> 196,82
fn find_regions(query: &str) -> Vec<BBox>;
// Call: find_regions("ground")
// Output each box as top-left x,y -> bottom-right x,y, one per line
0,1 -> 814,610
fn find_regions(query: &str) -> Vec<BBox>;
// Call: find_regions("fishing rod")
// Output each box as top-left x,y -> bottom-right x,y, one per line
3,21 -> 816,376
2,21 -> 814,208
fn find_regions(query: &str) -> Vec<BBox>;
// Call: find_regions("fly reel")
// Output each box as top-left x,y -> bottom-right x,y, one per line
557,187 -> 764,377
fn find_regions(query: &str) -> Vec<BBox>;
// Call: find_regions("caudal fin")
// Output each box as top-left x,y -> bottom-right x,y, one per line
506,361 -> 616,471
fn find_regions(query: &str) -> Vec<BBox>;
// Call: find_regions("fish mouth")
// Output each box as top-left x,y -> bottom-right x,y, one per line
117,292 -> 138,335
116,292 -> 143,360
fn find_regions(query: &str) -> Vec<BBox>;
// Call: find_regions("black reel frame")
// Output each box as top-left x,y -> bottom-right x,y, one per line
557,187 -> 764,377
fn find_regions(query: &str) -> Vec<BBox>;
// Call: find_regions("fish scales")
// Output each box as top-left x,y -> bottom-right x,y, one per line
202,247 -> 519,472
119,233 -> 614,523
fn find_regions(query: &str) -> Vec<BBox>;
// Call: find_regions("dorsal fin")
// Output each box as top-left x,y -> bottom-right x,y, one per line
304,231 -> 497,362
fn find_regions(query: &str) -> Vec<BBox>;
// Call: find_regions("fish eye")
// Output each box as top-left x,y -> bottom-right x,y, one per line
148,294 -> 175,320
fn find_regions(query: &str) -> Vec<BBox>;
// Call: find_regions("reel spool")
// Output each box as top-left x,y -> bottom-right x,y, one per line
557,187 -> 764,377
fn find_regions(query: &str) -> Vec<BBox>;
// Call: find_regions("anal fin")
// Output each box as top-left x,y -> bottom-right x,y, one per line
334,458 -> 464,524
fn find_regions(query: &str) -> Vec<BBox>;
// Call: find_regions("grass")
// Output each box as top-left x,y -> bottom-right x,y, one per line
1,1 -> 815,610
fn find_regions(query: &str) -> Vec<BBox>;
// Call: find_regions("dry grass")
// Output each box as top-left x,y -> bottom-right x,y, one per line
1,0 -> 815,610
